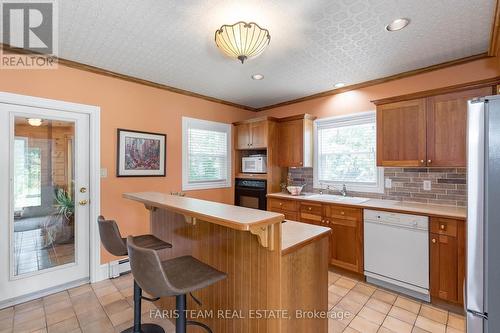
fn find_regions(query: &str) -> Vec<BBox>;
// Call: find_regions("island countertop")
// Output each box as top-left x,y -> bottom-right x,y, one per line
123,192 -> 284,231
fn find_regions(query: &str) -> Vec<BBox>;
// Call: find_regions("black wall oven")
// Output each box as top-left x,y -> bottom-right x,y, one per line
234,179 -> 267,211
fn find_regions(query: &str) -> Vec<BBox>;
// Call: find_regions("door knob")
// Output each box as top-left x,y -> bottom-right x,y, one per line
80,187 -> 87,193
79,199 -> 89,206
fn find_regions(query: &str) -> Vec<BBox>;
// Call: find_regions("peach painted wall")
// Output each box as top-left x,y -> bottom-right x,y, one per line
260,57 -> 500,119
0,64 -> 255,263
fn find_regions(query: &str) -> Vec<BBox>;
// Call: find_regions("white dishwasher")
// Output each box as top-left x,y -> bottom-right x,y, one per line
364,209 -> 430,301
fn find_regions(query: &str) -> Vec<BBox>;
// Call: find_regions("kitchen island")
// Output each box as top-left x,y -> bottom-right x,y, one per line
124,192 -> 331,333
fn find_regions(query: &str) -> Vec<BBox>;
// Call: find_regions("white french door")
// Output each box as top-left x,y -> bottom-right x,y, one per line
0,101 -> 91,305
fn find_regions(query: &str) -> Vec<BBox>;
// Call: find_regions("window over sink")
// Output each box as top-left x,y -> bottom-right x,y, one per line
182,117 -> 232,191
313,111 -> 384,193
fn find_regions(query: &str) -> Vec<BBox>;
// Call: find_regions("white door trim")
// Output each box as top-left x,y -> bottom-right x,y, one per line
0,92 -> 103,283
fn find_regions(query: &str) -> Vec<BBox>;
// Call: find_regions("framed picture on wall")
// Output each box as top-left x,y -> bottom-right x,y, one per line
117,129 -> 166,177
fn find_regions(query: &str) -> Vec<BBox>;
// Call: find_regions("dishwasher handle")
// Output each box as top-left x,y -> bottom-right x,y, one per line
364,219 -> 428,231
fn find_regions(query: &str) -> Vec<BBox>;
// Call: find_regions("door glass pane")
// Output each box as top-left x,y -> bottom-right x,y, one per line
13,117 -> 75,276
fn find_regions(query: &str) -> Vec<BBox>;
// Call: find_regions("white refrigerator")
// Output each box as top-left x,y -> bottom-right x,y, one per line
467,96 -> 500,332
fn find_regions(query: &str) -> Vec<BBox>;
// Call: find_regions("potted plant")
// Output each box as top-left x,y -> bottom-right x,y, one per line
52,187 -> 75,244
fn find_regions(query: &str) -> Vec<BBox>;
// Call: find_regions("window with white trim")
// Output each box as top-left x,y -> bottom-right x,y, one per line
313,111 -> 383,193
182,117 -> 231,191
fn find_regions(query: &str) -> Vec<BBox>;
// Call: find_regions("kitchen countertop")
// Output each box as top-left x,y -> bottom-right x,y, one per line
124,192 -> 284,231
281,221 -> 331,255
267,192 -> 467,219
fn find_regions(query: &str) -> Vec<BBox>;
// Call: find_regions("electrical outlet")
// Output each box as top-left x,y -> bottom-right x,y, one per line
423,180 -> 432,191
385,178 -> 392,189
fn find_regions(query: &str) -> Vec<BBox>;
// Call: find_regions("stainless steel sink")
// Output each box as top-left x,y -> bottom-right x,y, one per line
307,194 -> 370,204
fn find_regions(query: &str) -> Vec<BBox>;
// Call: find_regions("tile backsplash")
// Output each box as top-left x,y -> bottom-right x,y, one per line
287,167 -> 467,207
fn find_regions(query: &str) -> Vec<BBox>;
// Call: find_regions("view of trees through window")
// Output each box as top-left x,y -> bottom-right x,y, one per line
317,121 -> 377,184
14,138 -> 42,210
188,128 -> 228,183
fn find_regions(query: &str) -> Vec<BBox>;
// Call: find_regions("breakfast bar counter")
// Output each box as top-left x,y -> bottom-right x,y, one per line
124,192 -> 330,333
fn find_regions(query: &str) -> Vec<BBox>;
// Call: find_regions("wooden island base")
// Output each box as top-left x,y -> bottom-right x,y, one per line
124,192 -> 330,332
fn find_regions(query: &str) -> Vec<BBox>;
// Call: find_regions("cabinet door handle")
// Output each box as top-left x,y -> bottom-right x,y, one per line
420,160 -> 425,164
440,224 -> 446,230
340,211 -> 345,215
279,202 -> 282,206
432,238 -> 437,243
308,207 -> 312,211
428,159 -> 432,164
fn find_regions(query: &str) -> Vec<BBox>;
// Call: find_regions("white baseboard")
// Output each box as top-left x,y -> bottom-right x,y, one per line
94,258 -> 131,282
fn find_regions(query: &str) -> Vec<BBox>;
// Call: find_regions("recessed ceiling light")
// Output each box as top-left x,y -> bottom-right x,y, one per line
251,74 -> 264,80
385,18 -> 410,32
334,82 -> 345,88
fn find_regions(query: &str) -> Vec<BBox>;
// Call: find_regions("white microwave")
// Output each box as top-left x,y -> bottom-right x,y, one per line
242,155 -> 267,173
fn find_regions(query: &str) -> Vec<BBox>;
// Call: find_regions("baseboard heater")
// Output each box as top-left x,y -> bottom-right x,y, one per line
108,258 -> 131,278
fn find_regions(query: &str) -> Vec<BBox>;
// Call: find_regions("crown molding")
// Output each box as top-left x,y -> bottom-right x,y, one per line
254,53 -> 490,111
0,43 -> 258,112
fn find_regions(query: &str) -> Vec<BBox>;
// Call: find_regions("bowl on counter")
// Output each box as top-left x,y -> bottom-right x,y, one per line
287,185 -> 304,196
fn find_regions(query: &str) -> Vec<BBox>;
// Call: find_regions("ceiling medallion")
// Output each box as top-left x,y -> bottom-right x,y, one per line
215,21 -> 271,64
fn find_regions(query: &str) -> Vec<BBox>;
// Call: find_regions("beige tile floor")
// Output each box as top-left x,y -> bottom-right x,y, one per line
0,270 -> 466,333
327,271 -> 466,333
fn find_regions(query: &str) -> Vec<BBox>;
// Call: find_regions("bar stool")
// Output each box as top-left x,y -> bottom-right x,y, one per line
98,216 -> 172,333
127,236 -> 227,333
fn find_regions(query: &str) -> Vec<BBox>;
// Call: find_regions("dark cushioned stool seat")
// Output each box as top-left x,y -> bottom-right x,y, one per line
160,255 -> 226,296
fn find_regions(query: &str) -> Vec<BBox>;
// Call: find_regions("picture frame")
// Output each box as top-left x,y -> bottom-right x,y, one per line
116,128 -> 166,177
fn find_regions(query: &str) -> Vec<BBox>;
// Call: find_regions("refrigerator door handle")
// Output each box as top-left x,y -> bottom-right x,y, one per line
466,100 -> 486,314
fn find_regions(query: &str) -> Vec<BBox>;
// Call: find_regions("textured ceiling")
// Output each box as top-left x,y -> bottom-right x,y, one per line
32,1 -> 500,108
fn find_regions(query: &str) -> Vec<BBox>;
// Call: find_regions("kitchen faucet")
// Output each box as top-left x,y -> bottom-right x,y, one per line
340,184 -> 347,197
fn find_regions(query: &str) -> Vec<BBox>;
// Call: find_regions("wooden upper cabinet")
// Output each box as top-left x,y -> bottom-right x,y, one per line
376,99 -> 427,167
427,87 -> 492,167
249,120 -> 268,149
234,120 -> 269,149
375,84 -> 495,167
277,114 -> 315,167
235,123 -> 251,149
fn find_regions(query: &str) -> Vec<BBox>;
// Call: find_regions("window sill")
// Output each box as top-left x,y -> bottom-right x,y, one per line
182,181 -> 231,191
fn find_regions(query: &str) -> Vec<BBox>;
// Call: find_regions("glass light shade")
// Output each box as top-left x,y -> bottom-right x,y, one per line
215,21 -> 270,64
27,118 -> 43,126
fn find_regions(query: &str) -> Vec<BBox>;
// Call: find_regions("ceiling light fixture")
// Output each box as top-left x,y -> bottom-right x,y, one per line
27,118 -> 43,127
385,18 -> 410,32
251,74 -> 264,80
334,82 -> 345,88
215,21 -> 271,64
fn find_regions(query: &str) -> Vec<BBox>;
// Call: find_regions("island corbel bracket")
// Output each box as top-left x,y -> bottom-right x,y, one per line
144,204 -> 157,212
250,224 -> 275,250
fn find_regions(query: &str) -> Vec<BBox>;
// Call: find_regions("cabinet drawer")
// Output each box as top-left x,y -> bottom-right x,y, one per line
324,205 -> 362,221
300,202 -> 323,215
431,217 -> 458,237
268,198 -> 297,212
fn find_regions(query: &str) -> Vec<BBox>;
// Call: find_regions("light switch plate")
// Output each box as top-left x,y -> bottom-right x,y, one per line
423,180 -> 432,191
385,178 -> 392,189
100,168 -> 108,178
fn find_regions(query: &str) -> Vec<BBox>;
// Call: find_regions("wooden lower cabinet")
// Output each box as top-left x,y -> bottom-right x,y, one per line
323,205 -> 363,274
268,198 -> 364,274
429,217 -> 466,305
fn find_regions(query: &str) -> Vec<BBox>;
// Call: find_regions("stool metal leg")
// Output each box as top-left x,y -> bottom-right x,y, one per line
134,280 -> 142,332
122,280 -> 165,333
175,294 -> 187,333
